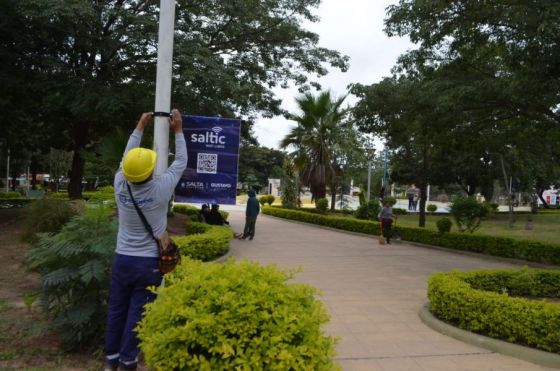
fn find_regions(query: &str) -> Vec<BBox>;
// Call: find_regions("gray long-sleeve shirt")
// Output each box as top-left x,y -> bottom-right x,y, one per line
114,129 -> 187,257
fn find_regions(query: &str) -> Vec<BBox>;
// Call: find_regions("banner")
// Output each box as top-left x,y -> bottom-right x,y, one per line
174,115 -> 241,205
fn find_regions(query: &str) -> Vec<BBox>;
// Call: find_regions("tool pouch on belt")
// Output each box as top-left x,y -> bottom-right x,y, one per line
126,183 -> 180,274
155,231 -> 180,274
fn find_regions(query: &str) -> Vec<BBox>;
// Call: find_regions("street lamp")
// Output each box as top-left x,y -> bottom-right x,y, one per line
5,148 -> 9,193
366,148 -> 375,202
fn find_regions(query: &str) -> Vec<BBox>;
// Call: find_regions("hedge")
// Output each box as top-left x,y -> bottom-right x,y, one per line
262,207 -> 560,265
0,191 -> 22,199
173,204 -> 229,221
263,207 -> 381,235
137,259 -> 338,370
428,269 -> 560,353
172,224 -> 232,261
185,221 -> 212,235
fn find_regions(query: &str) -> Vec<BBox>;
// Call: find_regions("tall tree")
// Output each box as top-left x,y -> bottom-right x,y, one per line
385,0 -> 560,127
280,91 -> 348,201
2,0 -> 348,199
238,145 -> 284,191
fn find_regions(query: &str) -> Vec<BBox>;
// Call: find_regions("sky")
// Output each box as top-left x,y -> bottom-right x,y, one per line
253,0 -> 414,149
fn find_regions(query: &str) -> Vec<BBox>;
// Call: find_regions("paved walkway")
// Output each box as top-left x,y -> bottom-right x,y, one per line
225,211 -> 554,371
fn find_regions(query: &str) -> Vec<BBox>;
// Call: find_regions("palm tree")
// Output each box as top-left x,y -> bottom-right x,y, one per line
280,91 -> 347,201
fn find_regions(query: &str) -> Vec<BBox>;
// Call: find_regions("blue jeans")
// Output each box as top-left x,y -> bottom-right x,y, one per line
105,254 -> 162,370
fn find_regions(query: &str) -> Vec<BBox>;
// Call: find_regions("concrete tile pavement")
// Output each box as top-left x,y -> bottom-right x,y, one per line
226,212 -> 556,371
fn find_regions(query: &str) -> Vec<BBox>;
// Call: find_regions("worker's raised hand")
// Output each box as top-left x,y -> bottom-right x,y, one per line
136,112 -> 153,131
169,109 -> 183,133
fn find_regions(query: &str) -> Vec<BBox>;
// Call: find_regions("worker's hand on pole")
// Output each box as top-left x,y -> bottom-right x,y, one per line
169,109 -> 183,134
136,112 -> 153,131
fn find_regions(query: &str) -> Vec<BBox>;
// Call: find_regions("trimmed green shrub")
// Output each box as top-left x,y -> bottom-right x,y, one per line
49,192 -> 70,200
355,200 -> 381,220
428,269 -> 560,353
259,196 -> 268,206
172,225 -> 232,261
483,201 -> 499,214
83,185 -> 114,202
262,207 -> 560,265
383,196 -> 397,206
427,204 -> 437,214
185,221 -> 211,235
450,196 -> 488,233
173,204 -> 200,220
392,207 -> 408,215
436,218 -> 452,233
315,198 -> 328,213
22,198 -> 80,243
266,194 -> 275,205
26,204 -> 117,350
263,207 -> 381,235
173,204 -> 229,221
137,259 -> 339,370
0,191 -> 21,199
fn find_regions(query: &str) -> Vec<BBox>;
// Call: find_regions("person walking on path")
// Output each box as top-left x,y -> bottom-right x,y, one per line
378,199 -> 394,244
104,109 -> 187,371
241,190 -> 260,240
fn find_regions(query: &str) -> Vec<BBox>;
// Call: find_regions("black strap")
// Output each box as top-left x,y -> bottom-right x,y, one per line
126,182 -> 157,242
151,111 -> 172,118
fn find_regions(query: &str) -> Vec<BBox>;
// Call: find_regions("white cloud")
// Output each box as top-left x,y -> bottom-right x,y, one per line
254,0 -> 414,149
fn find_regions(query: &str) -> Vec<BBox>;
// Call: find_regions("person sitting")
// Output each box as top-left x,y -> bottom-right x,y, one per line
199,204 -> 210,223
206,203 -> 244,238
206,204 -> 229,226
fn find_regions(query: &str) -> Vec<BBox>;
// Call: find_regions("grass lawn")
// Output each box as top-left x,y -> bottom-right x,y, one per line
395,213 -> 560,244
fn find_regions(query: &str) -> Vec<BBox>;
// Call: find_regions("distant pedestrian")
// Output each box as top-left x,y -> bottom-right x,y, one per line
378,200 -> 394,244
412,191 -> 419,211
241,190 -> 260,240
406,185 -> 415,211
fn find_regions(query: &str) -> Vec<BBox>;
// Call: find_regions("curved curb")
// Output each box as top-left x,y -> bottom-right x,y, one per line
419,303 -> 560,369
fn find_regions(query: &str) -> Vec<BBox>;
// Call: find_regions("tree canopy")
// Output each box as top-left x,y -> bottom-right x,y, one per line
352,0 -> 560,222
0,0 -> 348,198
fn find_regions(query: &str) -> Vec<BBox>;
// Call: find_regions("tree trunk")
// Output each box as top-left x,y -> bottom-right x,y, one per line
537,188 -> 549,209
531,194 -> 538,214
30,155 -> 39,190
330,184 -> 336,211
68,122 -> 90,199
418,183 -> 427,227
480,182 -> 494,202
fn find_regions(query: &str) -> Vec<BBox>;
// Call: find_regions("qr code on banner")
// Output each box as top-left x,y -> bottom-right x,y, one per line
197,153 -> 218,174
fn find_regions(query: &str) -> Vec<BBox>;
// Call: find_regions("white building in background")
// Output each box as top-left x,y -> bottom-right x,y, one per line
267,178 -> 281,196
540,187 -> 559,207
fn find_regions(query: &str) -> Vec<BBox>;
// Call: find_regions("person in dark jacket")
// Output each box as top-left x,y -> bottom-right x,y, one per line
199,204 -> 210,223
241,190 -> 260,240
206,204 -> 229,225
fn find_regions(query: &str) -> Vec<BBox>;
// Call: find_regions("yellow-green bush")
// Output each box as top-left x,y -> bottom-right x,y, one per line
185,221 -> 211,235
0,191 -> 21,199
428,269 -> 560,353
172,225 -> 232,261
137,259 -> 339,371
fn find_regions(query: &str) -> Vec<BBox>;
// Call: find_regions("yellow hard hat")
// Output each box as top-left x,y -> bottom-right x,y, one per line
122,147 -> 157,183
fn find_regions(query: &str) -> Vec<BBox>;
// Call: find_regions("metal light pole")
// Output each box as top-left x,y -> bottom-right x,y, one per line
6,148 -> 10,193
153,0 -> 176,176
366,148 -> 375,202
